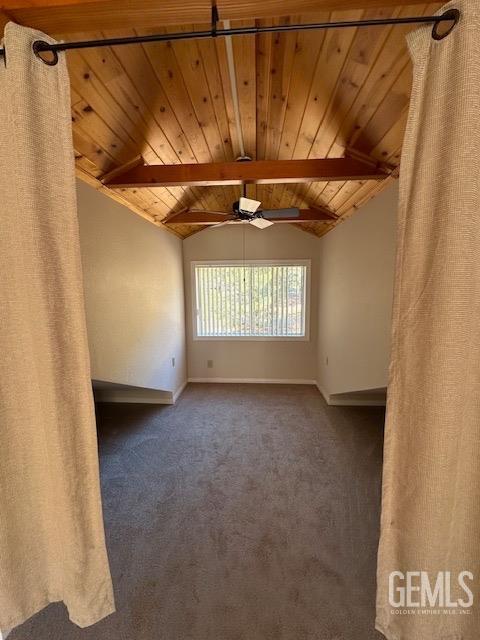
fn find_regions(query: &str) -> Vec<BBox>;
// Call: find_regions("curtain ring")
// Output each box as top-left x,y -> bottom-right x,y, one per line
32,40 -> 59,66
432,8 -> 460,40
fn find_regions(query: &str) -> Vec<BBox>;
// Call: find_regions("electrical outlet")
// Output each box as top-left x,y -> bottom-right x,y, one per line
207,359 -> 213,369
171,357 -> 175,368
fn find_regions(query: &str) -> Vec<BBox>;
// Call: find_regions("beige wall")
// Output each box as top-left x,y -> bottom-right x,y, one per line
183,224 -> 319,382
77,179 -> 396,399
77,181 -> 187,397
316,183 -> 397,401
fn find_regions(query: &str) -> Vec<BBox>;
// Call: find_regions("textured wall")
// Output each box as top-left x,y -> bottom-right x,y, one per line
77,181 -> 186,396
316,183 -> 397,399
183,224 -> 319,382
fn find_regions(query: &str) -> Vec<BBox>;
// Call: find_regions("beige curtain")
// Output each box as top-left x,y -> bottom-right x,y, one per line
0,23 -> 114,630
376,2 -> 480,639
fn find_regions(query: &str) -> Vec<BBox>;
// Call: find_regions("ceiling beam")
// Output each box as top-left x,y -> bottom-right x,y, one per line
106,158 -> 388,189
165,208 -> 334,225
6,0 -> 438,35
165,211 -> 232,225
0,10 -> 12,35
218,0 -> 431,22
1,0 -> 111,8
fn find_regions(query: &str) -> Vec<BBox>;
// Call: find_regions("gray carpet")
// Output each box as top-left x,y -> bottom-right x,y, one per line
11,383 -> 385,640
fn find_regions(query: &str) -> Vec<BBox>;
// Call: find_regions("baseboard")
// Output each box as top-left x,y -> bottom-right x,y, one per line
316,381 -> 387,407
172,379 -> 188,403
188,377 -> 317,385
94,380 -> 188,405
92,380 -> 171,404
316,382 -> 330,404
94,389 -> 174,404
327,396 -> 387,407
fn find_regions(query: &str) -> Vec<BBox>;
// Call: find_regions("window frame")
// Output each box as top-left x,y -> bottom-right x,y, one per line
191,259 -> 311,342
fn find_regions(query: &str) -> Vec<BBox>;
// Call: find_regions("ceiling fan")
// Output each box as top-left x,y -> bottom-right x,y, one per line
165,186 -> 335,229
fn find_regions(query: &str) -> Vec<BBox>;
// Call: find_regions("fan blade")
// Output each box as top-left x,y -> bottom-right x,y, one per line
261,208 -> 300,219
249,218 -> 274,229
260,207 -> 334,222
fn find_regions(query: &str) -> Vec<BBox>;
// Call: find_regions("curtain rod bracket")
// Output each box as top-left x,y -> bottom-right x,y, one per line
432,8 -> 460,41
211,3 -> 219,37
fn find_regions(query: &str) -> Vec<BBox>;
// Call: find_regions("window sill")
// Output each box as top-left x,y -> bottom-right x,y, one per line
193,336 -> 310,342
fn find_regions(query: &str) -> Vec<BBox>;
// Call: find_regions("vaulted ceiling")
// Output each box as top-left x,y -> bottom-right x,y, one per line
2,0 -> 442,237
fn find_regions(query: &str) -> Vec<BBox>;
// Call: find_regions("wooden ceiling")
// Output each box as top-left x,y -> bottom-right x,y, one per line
2,0 -> 442,237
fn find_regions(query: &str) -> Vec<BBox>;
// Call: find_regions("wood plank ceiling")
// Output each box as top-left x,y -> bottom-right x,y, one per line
3,1 -> 442,237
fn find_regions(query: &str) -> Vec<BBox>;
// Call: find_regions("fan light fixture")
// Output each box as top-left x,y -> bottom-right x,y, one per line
238,196 -> 261,214
249,217 -> 273,229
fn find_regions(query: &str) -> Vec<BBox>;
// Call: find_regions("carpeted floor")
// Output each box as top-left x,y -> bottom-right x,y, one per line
11,383 -> 385,640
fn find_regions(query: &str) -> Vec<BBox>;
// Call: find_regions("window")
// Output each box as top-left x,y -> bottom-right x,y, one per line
192,260 -> 310,340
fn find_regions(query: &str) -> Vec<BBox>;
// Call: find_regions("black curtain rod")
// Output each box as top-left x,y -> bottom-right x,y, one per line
0,9 -> 460,60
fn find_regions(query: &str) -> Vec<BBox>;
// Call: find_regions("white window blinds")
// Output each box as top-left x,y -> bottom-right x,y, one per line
193,262 -> 309,338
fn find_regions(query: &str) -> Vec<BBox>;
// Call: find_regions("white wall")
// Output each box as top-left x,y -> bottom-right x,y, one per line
77,181 -> 187,398
316,183 -> 397,401
183,224 -> 319,382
